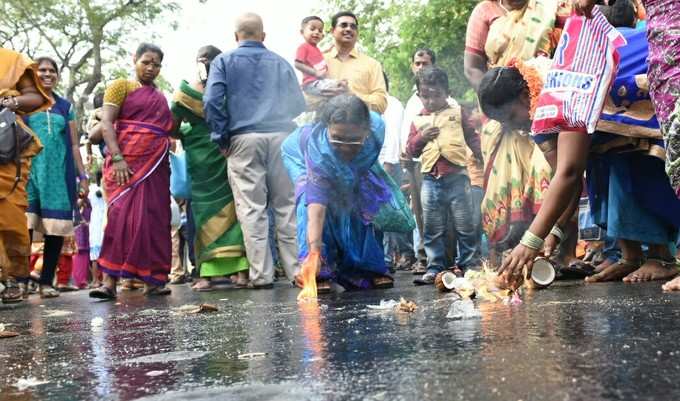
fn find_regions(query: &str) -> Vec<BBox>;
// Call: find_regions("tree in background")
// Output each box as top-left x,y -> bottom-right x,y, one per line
320,0 -> 477,102
0,0 -> 179,128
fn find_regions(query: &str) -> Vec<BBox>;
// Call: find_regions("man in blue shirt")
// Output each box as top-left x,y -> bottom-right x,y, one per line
204,12 -> 305,289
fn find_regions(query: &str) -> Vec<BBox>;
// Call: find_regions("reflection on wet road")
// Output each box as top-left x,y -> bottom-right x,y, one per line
2,274 -> 680,401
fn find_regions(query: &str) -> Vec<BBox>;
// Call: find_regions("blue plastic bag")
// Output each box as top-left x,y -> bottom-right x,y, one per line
170,151 -> 192,200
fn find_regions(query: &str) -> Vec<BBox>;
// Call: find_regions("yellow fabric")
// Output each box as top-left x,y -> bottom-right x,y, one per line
479,5 -> 563,248
467,150 -> 484,188
485,0 -> 569,67
103,79 -> 141,108
481,121 -> 551,244
0,48 -> 52,115
196,201 -> 237,257
0,48 -> 49,279
413,103 -> 468,173
325,47 -> 387,113
172,89 -> 204,118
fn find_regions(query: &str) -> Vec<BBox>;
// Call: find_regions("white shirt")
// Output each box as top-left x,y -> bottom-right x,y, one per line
401,92 -> 424,159
379,95 -> 404,165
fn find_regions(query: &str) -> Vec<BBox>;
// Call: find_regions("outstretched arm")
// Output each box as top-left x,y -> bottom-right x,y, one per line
307,203 -> 327,254
499,132 -> 591,288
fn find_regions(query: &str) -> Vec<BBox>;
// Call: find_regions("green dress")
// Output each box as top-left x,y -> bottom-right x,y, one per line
26,95 -> 76,236
171,80 -> 248,277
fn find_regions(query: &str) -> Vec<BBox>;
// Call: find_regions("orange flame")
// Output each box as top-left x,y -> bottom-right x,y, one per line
297,251 -> 320,301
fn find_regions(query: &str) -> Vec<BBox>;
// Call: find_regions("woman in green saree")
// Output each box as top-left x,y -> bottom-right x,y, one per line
171,45 -> 249,291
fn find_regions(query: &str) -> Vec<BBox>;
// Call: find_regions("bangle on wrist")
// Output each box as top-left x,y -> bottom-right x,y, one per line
13,97 -> 19,108
550,225 -> 565,242
111,153 -> 124,162
78,172 -> 89,181
520,230 -> 544,251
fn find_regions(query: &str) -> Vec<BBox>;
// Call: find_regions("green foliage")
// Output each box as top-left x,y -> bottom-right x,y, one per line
0,0 -> 179,127
320,0 -> 478,102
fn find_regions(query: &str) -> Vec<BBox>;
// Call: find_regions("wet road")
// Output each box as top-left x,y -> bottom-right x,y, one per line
1,274 -> 680,401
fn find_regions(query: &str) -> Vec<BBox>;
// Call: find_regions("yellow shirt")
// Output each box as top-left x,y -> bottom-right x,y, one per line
412,103 -> 468,174
324,47 -> 387,113
103,79 -> 142,108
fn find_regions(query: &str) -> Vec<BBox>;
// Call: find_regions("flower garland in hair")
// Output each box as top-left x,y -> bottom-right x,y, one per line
507,58 -> 544,119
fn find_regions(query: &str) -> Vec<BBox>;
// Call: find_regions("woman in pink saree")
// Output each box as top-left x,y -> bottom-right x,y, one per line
89,43 -> 173,299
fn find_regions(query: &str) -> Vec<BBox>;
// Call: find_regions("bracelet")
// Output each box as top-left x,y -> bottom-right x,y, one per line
78,172 -> 89,181
111,153 -> 124,162
520,230 -> 544,251
12,97 -> 19,108
550,225 -> 565,242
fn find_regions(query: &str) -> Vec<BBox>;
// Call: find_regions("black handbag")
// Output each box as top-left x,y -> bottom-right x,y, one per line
0,107 -> 34,199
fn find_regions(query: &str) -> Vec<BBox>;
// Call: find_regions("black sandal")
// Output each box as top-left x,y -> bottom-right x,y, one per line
559,260 -> 596,279
89,286 -> 116,300
1,279 -> 23,304
373,276 -> 394,289
144,286 -> 171,296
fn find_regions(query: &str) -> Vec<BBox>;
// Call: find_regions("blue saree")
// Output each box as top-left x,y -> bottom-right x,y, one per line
282,112 -> 414,289
587,27 -> 680,246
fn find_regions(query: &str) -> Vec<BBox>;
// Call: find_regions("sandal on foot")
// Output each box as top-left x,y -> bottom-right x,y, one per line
39,286 -> 60,299
1,279 -> 23,304
57,284 -> 79,292
89,286 -> 117,300
143,286 -> 171,296
559,260 -> 596,279
411,261 -> 428,275
191,280 -> 214,292
373,276 -> 394,289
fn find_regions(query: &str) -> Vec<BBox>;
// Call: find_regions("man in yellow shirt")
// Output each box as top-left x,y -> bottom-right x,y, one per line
324,11 -> 387,113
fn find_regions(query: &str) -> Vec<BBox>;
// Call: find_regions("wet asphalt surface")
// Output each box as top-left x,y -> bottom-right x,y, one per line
1,273 -> 680,401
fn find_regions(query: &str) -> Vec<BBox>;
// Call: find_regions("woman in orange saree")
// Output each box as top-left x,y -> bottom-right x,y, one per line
0,48 -> 51,303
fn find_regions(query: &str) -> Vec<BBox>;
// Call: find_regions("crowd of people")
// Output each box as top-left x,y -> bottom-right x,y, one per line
1,0 -> 679,305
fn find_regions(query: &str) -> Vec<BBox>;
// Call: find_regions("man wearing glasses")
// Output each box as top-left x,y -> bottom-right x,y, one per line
324,11 -> 388,114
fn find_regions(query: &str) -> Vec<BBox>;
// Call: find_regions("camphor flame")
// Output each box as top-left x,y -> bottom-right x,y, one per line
297,251 -> 320,302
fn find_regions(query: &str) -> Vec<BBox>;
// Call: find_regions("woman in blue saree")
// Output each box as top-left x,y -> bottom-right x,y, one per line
282,95 -> 413,291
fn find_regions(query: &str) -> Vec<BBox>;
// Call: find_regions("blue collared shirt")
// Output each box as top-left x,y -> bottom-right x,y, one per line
204,40 -> 306,149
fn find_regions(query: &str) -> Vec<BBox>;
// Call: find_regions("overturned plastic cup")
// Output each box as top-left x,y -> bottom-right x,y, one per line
530,258 -> 556,288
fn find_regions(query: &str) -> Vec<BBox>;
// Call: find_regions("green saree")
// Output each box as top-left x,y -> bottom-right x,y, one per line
171,80 -> 248,277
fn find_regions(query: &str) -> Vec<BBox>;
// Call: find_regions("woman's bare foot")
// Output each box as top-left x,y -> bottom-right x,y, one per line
594,258 -> 616,274
623,259 -> 679,283
585,259 -> 641,283
191,278 -> 213,292
662,276 -> 680,291
235,272 -> 248,287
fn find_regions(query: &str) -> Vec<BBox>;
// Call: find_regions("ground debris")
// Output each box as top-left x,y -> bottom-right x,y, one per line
43,309 -> 74,318
366,299 -> 399,310
237,352 -> 268,360
13,377 -> 48,390
397,298 -> 417,313
447,299 -> 481,320
0,330 -> 19,339
145,370 -> 167,377
173,303 -> 219,314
